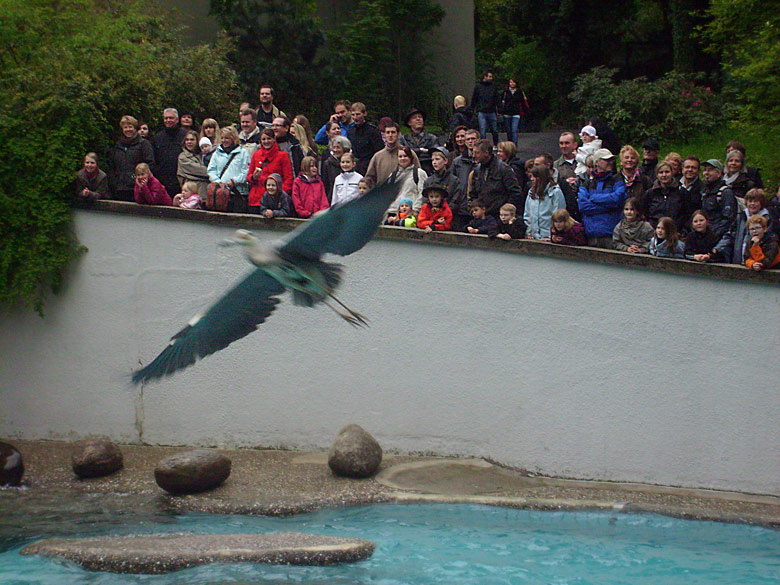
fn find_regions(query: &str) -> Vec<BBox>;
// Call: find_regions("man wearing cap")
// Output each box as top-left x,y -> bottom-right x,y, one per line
347,102 -> 383,176
641,138 -> 660,180
577,148 -> 627,248
399,108 -> 441,176
468,139 -> 525,219
423,145 -> 461,219
700,159 -> 738,241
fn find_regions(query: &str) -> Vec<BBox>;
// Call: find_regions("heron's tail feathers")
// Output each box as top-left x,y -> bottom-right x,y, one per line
318,261 -> 343,290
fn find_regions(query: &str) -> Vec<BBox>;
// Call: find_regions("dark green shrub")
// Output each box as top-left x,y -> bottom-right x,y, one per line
569,67 -> 721,145
0,0 -> 237,315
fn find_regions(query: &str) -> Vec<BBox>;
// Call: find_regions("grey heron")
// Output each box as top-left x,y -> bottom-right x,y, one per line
131,179 -> 399,385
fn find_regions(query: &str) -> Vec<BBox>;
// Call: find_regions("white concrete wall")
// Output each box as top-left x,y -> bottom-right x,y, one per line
2,210 -> 779,495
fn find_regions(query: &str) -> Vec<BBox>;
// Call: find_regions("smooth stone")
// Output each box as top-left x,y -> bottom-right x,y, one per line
328,424 -> 382,479
0,442 -> 24,486
72,439 -> 123,479
21,532 -> 375,574
154,450 -> 231,495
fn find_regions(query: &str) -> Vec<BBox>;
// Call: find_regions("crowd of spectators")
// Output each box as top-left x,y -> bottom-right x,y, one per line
75,77 -> 780,272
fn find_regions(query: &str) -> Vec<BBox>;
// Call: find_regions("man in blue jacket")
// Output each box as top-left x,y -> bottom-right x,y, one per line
577,149 -> 627,248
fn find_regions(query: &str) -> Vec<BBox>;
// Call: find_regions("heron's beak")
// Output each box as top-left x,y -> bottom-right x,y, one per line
218,237 -> 239,247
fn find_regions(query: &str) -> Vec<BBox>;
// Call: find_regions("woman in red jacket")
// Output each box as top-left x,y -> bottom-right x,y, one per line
247,128 -> 293,213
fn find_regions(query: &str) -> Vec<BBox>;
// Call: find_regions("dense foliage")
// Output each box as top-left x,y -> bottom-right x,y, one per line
211,0 -> 445,123
331,0 -> 445,122
702,0 -> 780,127
569,67 -> 721,144
210,0 -> 333,121
0,0 -> 237,315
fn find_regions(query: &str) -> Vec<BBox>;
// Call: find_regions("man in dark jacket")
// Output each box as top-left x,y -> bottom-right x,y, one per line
700,158 -> 738,240
679,155 -> 704,223
151,108 -> 188,198
469,139 -> 525,218
399,108 -> 441,176
451,129 -> 479,228
272,116 -> 304,176
347,102 -> 383,176
470,70 -> 500,146
448,95 -> 476,133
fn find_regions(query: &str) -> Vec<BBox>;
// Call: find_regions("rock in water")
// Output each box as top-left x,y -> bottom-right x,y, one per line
154,450 -> 231,495
72,439 -> 124,479
0,442 -> 24,486
328,424 -> 382,478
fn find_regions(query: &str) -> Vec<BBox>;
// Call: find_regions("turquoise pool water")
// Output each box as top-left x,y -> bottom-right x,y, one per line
2,503 -> 779,584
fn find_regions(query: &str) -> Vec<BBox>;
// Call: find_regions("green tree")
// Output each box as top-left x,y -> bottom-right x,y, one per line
702,0 -> 780,126
0,0 -> 237,314
209,0 -> 333,120
333,0 -> 445,122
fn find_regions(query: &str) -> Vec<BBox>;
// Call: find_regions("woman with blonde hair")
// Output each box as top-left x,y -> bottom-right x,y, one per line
619,144 -> 651,199
293,115 -> 318,155
199,118 -> 222,148
291,121 -> 319,160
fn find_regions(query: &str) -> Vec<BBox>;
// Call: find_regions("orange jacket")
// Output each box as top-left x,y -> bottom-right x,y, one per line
417,200 -> 453,231
745,234 -> 780,269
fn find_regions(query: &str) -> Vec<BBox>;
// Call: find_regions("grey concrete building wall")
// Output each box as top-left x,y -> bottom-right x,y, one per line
2,208 -> 779,495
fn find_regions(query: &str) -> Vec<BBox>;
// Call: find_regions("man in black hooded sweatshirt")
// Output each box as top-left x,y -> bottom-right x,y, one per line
470,70 -> 500,147
152,108 -> 188,198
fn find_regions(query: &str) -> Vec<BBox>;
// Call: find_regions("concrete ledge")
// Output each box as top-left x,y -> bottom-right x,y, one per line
21,532 -> 375,574
81,200 -> 780,285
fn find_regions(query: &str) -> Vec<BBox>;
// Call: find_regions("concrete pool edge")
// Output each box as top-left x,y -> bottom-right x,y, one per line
4,440 -> 780,529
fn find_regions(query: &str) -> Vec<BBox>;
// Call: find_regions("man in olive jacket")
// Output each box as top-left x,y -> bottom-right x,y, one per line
468,139 -> 525,218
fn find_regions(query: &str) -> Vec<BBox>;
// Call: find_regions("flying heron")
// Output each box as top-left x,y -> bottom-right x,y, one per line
131,179 -> 400,385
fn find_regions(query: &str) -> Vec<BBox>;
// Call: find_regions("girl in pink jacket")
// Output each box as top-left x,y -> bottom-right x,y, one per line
133,163 -> 172,206
292,156 -> 329,218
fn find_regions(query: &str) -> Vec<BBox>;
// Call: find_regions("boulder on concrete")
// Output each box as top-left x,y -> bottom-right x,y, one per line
154,450 -> 231,495
328,424 -> 382,478
0,442 -> 24,486
72,439 -> 123,479
21,532 -> 376,574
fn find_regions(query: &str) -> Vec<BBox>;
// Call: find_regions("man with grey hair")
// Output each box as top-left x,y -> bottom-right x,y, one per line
152,107 -> 188,197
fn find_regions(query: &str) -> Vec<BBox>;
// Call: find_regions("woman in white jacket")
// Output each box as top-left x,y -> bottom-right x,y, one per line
386,146 -> 428,218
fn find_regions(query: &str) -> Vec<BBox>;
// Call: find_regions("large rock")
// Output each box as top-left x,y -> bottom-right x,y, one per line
328,424 -> 382,478
21,532 -> 376,574
72,439 -> 123,479
154,450 -> 231,495
0,442 -> 24,486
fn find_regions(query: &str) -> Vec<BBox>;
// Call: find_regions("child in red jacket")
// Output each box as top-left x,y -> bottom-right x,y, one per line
417,186 -> 453,233
292,156 -> 329,218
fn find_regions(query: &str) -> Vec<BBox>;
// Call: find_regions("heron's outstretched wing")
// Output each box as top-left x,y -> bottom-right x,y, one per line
279,179 -> 400,260
131,269 -> 285,385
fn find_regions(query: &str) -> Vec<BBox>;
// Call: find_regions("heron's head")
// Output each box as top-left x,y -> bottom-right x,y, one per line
219,229 -> 258,247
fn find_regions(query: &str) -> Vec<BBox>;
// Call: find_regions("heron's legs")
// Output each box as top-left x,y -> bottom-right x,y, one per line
323,299 -> 367,327
322,293 -> 368,327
